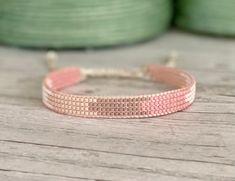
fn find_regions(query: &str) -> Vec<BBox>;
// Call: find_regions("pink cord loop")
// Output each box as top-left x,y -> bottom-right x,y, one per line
42,64 -> 196,118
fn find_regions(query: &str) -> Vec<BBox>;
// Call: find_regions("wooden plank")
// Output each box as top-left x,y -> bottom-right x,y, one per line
0,30 -> 235,181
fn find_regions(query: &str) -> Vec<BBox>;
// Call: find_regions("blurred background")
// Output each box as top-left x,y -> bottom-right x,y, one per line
1,0 -> 235,49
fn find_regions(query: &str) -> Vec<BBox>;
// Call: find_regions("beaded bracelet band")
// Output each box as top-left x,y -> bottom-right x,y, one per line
42,64 -> 196,118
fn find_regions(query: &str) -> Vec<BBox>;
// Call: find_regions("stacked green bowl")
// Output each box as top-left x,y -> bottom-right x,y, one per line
176,0 -> 235,36
0,0 -> 172,48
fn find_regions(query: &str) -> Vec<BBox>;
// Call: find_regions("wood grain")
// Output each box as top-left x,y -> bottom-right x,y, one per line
0,31 -> 235,181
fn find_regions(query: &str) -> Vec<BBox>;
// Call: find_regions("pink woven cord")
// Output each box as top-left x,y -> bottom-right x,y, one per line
42,64 -> 196,118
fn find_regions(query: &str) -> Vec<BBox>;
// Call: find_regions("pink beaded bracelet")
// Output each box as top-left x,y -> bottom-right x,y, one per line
42,64 -> 196,118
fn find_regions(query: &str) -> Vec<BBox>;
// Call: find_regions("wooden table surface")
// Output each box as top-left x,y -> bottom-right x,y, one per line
0,31 -> 235,181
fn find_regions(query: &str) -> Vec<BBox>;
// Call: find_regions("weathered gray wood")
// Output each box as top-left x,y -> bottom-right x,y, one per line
0,30 -> 235,181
